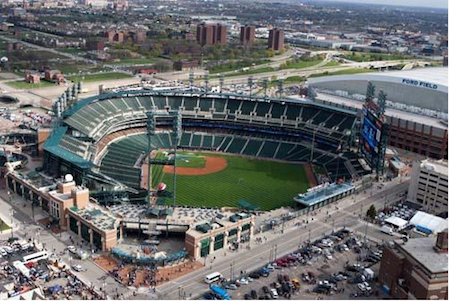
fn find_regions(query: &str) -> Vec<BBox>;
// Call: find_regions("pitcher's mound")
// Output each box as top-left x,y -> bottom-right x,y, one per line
163,156 -> 227,175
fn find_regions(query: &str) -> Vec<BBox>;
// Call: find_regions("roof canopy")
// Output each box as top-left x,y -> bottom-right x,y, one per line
409,211 -> 448,234
384,216 -> 408,228
238,200 -> 259,211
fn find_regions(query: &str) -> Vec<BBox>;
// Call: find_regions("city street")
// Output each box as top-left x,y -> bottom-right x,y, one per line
156,179 -> 409,299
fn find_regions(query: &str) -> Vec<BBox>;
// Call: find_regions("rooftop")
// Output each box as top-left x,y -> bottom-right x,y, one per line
420,158 -> 448,176
309,67 -> 448,92
398,236 -> 448,274
70,204 -> 118,231
314,92 -> 448,130
293,182 -> 354,207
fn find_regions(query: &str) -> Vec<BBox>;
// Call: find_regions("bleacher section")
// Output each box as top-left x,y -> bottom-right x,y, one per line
59,135 -> 90,159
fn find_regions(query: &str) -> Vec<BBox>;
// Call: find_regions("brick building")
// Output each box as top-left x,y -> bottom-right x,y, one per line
6,172 -> 122,252
86,40 -> 105,51
379,231 -> 448,299
132,29 -> 147,44
106,31 -> 124,43
240,25 -> 255,45
196,23 -> 227,46
268,28 -> 284,51
174,59 -> 199,71
25,71 -> 41,84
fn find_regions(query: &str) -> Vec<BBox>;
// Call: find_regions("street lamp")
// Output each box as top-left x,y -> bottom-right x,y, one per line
9,208 -> 14,239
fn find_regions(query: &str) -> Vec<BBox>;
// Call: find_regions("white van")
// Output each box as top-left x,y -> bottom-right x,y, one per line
381,225 -> 394,235
205,272 -> 222,284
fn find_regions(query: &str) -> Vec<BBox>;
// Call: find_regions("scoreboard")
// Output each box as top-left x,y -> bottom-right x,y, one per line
360,105 -> 388,176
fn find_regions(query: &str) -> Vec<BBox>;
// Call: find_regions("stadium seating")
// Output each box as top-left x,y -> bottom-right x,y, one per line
59,135 -> 89,159
55,92 -> 368,190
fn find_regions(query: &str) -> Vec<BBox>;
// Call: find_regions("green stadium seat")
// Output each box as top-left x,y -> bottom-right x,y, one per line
270,103 -> 284,119
226,100 -> 240,114
226,137 -> 247,154
255,102 -> 271,117
213,99 -> 226,112
202,134 -> 213,149
191,134 -> 202,148
258,141 -> 279,158
183,97 -> 197,111
168,96 -> 183,111
242,139 -> 262,156
240,101 -> 255,115
199,98 -> 213,111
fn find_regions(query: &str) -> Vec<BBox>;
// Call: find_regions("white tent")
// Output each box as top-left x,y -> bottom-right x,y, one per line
408,211 -> 448,234
384,216 -> 408,229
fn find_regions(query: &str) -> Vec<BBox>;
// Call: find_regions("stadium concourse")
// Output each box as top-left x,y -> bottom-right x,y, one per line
6,88 -> 372,268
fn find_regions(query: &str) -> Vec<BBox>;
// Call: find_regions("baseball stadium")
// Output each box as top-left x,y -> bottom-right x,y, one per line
5,87 -> 375,269
41,89 -> 368,210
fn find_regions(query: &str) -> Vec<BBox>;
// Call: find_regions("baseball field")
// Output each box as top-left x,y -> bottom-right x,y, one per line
152,151 -> 312,211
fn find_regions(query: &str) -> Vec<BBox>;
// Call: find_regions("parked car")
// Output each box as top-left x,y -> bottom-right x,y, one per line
250,290 -> 258,299
270,289 -> 279,299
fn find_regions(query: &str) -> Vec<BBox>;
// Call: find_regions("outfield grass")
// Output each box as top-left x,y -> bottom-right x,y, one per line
68,72 -> 133,83
6,80 -> 55,89
156,152 -> 310,211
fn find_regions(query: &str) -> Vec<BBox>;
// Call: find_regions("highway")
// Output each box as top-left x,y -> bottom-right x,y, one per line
156,179 -> 409,299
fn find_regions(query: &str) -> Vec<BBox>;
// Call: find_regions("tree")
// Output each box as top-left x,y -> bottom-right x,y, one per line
366,205 -> 377,220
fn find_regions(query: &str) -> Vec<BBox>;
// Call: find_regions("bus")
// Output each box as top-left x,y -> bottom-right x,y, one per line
210,285 -> 229,300
205,272 -> 222,284
23,251 -> 49,264
13,261 -> 30,277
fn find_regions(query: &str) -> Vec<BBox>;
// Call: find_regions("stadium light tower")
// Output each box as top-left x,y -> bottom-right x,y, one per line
262,78 -> 269,100
248,76 -> 254,99
203,74 -> 209,94
277,79 -> 284,98
219,74 -> 224,93
172,110 -> 182,208
377,90 -> 387,116
146,110 -> 156,207
189,71 -> 195,91
365,81 -> 375,104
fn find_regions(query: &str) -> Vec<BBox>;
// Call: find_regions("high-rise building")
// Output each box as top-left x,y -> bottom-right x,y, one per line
268,28 -> 284,51
196,23 -> 227,46
379,231 -> 448,299
240,25 -> 255,45
407,159 -> 448,216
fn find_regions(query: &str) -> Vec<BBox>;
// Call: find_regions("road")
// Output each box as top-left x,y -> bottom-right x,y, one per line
156,179 -> 409,299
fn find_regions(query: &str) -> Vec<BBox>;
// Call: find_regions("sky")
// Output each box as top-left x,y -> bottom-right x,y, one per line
325,0 -> 448,9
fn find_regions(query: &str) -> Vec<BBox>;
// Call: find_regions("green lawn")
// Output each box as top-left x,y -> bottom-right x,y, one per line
209,59 -> 271,74
341,52 -> 415,62
6,80 -> 55,89
156,152 -> 310,210
0,219 -> 10,232
69,72 -> 133,83
111,58 -> 157,65
281,58 -> 323,70
323,61 -> 341,67
176,153 -> 206,168
309,68 -> 376,78
220,67 -> 275,78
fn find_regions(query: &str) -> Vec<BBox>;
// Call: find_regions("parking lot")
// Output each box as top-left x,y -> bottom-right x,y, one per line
203,229 -> 389,300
